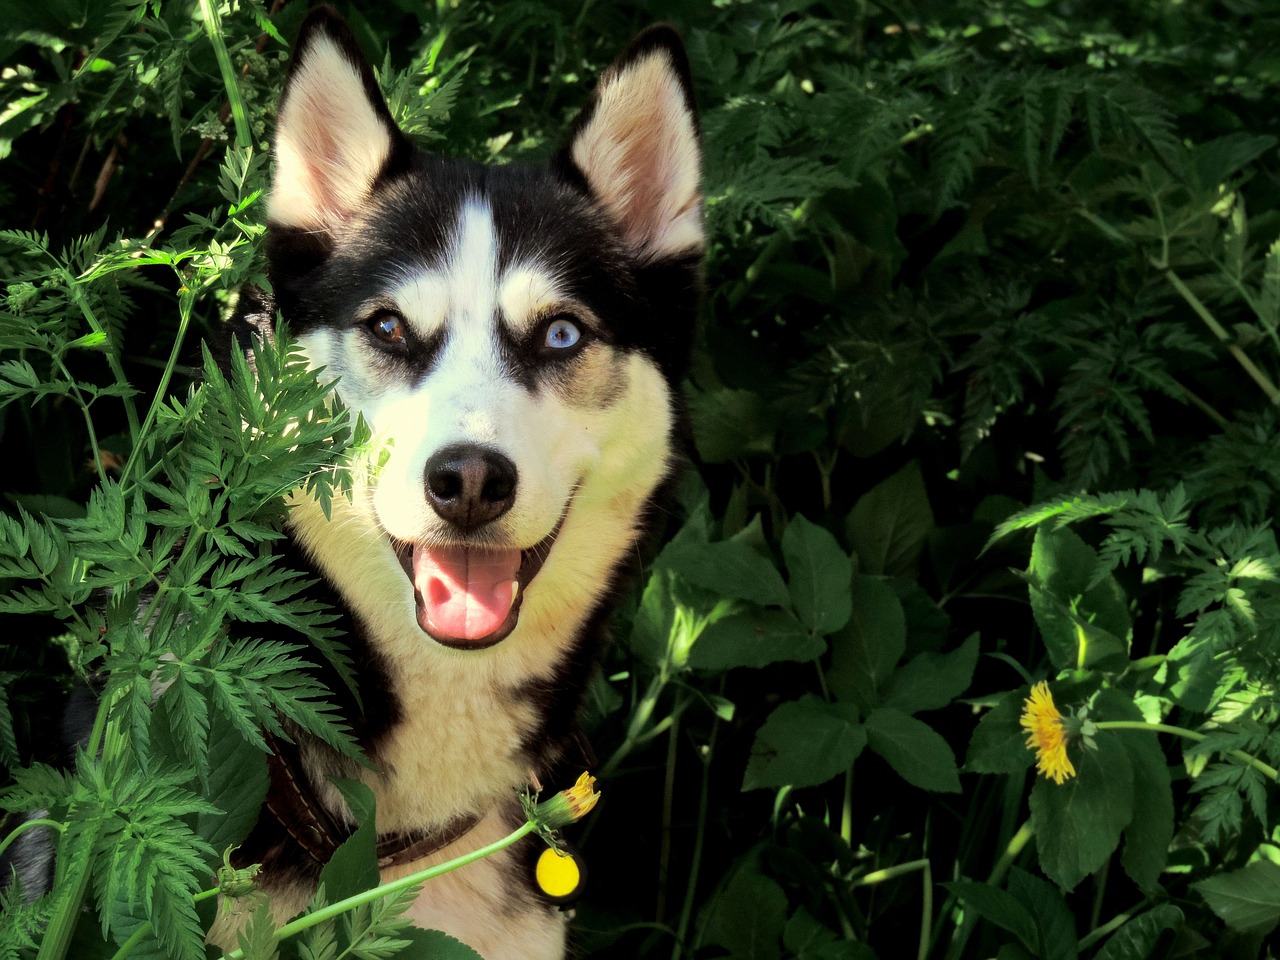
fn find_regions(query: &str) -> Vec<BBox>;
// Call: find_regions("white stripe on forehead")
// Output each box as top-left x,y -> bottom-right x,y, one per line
390,201 -> 567,339
391,200 -> 498,338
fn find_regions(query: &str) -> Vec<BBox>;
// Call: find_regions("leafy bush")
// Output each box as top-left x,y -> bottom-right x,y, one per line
4,1 -> 1280,958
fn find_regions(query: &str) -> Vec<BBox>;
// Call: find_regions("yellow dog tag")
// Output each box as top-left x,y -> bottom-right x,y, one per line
535,846 -> 585,902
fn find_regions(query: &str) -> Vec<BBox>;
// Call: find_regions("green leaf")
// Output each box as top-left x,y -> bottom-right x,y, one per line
847,461 -> 934,577
1194,859 -> 1280,934
1027,527 -> 1130,670
1007,867 -> 1078,960
864,707 -> 961,793
782,514 -> 853,634
701,867 -> 787,960
943,880 -> 1038,952
661,528 -> 790,609
236,900 -> 279,960
319,779 -> 380,903
197,720 -> 270,859
1093,905 -> 1183,960
743,695 -> 866,791
688,387 -> 775,462
883,633 -> 979,714
827,575 -> 905,712
689,608 -> 825,670
397,928 -> 486,959
1029,732 -> 1134,891
1092,691 -> 1173,892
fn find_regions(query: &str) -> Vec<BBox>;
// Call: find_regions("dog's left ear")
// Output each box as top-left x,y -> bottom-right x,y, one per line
562,27 -> 703,262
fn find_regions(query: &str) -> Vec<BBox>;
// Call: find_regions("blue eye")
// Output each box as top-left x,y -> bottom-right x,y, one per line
545,317 -> 582,351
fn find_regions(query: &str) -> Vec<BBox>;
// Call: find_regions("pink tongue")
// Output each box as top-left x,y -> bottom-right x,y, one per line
412,545 -> 522,642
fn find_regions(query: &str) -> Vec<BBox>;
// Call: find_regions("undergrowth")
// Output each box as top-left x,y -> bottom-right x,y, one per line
3,1 -> 1280,958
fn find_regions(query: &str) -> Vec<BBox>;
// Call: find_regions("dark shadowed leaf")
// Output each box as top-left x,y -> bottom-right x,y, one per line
1094,905 -> 1184,960
689,387 -> 776,463
743,695 -> 865,791
1194,860 -> 1280,934
827,575 -> 905,712
690,608 -> 824,670
943,880 -> 1038,952
1007,867 -> 1078,960
864,707 -> 961,793
1030,732 -> 1134,891
701,867 -> 788,960
883,632 -> 979,714
847,461 -> 934,577
782,513 -> 853,634
965,690 -> 1036,775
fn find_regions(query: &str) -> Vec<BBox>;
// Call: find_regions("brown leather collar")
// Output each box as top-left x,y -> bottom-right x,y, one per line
264,730 -> 480,870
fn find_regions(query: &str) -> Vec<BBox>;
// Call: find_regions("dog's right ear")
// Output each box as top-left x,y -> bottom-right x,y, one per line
268,5 -> 409,231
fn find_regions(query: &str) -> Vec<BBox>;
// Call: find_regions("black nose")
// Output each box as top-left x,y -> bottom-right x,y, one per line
424,444 -> 518,532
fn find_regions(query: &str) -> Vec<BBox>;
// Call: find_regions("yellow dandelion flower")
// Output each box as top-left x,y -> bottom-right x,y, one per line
1020,682 -> 1076,784
526,771 -> 602,832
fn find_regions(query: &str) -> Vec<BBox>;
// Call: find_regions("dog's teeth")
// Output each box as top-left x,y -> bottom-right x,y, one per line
509,579 -> 520,609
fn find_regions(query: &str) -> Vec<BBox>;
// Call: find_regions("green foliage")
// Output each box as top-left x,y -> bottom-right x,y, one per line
4,0 -> 1280,959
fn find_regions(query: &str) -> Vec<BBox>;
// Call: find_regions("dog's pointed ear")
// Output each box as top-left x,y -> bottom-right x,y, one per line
268,6 -> 408,230
562,26 -> 703,262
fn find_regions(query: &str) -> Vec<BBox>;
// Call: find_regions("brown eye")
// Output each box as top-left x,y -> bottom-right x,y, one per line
368,311 -> 407,347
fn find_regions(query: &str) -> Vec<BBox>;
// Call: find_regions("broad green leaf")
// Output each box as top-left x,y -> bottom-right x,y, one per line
1092,690 -> 1173,892
1027,527 -> 1130,670
1192,133 -> 1278,189
864,707 -> 961,793
397,928 -> 486,959
196,720 -> 269,859
661,529 -> 790,609
688,387 -> 775,463
883,633 -> 979,714
701,868 -> 787,960
1194,859 -> 1280,934
1007,867 -> 1078,960
690,608 -> 824,670
1094,905 -> 1183,960
847,461 -> 934,577
943,880 -> 1038,952
319,779 -> 380,902
743,695 -> 865,791
782,514 -> 853,635
962,686 -> 1034,778
1029,732 -> 1134,891
827,575 -> 905,712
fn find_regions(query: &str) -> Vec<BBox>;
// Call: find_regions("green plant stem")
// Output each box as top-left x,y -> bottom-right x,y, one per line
1163,267 -> 1280,404
601,671 -> 667,778
656,704 -> 682,924
63,273 -> 142,445
988,820 -> 1033,889
1077,901 -> 1145,952
36,828 -> 97,960
840,767 -> 853,848
1094,720 -> 1280,780
219,822 -> 538,960
854,858 -> 931,887
200,0 -> 253,148
120,293 -> 194,488
670,686 -> 721,960
0,818 -> 65,860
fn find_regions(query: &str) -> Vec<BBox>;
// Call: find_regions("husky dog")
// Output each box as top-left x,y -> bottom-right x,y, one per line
206,7 -> 703,959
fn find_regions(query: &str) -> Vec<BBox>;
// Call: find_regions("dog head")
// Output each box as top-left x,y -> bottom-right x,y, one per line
263,8 -> 702,655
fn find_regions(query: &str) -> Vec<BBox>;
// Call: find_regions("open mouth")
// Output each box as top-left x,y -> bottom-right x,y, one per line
393,513 -> 565,650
